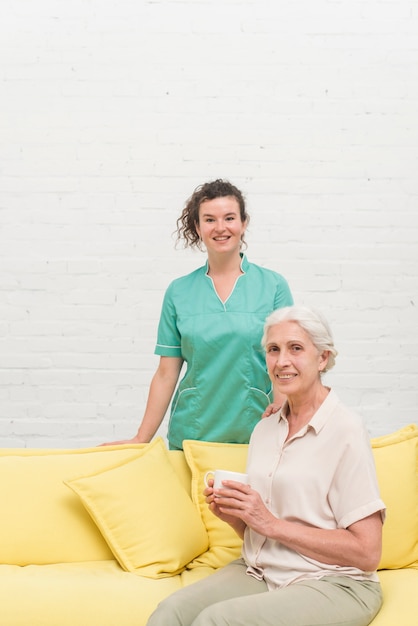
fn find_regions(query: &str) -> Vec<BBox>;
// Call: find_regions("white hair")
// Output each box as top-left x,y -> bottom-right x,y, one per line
262,306 -> 338,372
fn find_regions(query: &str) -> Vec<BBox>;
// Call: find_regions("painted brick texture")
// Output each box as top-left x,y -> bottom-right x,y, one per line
0,0 -> 417,447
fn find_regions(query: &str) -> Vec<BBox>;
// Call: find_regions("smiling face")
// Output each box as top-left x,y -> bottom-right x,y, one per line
195,196 -> 247,256
265,320 -> 329,400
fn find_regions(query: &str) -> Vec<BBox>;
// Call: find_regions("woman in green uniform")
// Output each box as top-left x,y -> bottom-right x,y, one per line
106,179 -> 293,449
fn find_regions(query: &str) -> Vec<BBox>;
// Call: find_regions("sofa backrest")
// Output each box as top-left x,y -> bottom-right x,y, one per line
0,424 -> 416,571
371,424 -> 418,569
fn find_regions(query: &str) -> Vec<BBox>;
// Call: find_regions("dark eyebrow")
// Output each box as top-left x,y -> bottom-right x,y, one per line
201,212 -> 238,218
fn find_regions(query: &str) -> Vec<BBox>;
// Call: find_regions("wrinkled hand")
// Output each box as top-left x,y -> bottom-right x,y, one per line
205,480 -> 277,537
204,480 -> 242,527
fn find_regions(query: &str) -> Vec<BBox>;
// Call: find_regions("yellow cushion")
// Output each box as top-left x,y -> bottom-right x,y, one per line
183,439 -> 248,569
372,424 -> 418,569
65,438 -> 209,578
167,450 -> 192,496
374,569 -> 418,625
0,445 -> 149,565
0,561 -> 183,626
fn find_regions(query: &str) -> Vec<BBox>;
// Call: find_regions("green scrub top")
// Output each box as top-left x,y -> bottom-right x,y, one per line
155,255 -> 293,449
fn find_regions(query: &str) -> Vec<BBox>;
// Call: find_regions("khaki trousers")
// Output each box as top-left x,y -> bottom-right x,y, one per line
146,559 -> 383,626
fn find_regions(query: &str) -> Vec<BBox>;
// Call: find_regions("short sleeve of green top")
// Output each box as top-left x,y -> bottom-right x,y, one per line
154,254 -> 293,449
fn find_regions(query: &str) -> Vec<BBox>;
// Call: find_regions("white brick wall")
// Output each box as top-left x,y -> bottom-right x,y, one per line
0,0 -> 417,447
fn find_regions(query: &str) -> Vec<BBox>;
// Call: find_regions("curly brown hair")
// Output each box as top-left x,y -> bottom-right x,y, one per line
175,179 -> 250,250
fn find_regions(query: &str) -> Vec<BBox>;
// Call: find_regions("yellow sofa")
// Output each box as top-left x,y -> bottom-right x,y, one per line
0,425 -> 416,626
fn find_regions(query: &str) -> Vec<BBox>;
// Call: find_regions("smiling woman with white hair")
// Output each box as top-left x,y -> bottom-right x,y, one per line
147,305 -> 385,626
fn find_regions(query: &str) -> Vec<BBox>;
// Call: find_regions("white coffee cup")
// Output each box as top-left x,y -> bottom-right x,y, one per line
204,469 -> 249,490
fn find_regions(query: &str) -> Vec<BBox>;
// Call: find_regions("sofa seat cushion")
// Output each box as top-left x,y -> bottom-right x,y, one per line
0,561 -> 183,626
373,568 -> 418,626
65,437 -> 208,578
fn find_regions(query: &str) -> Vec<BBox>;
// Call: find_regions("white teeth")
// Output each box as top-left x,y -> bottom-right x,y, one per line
278,375 -> 294,379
